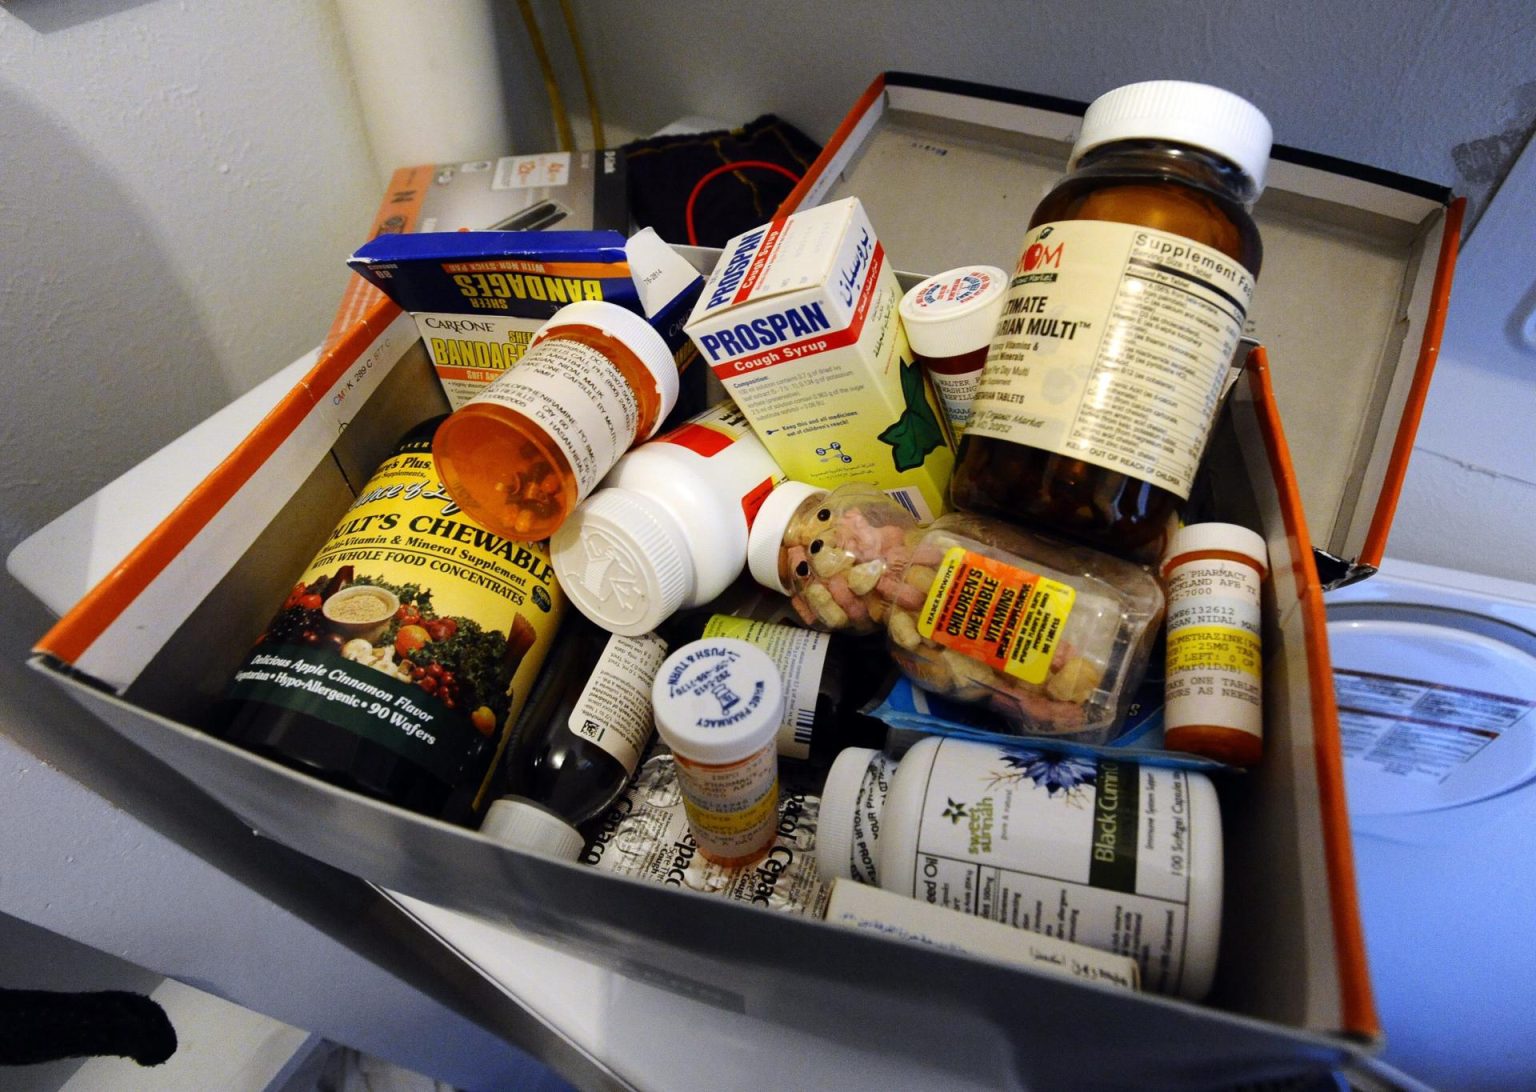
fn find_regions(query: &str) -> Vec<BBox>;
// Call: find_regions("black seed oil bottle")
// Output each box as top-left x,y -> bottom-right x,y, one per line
951,81 -> 1271,561
209,416 -> 565,821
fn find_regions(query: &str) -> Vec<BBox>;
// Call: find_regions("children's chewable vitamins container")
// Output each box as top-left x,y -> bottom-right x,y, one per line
897,265 -> 1009,437
1161,522 -> 1269,765
950,81 -> 1272,562
431,300 -> 681,542
550,399 -> 785,636
818,737 -> 1224,1000
747,480 -> 1165,742
651,637 -> 785,866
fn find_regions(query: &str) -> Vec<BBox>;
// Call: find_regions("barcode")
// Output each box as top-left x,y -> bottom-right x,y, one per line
886,488 -> 923,521
793,706 -> 815,745
577,718 -> 604,742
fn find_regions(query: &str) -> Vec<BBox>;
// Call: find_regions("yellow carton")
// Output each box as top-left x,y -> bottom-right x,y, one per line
684,197 -> 955,521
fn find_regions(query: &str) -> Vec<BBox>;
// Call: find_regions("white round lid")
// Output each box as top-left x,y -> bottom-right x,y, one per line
1070,80 -> 1273,193
479,797 -> 585,860
551,487 -> 693,637
537,300 -> 680,436
898,265 -> 1010,359
1163,522 -> 1268,575
1328,615 -> 1536,817
815,747 -> 887,885
746,481 -> 826,594
651,638 -> 784,764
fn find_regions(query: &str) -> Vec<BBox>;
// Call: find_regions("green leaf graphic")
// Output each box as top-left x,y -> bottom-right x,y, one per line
877,356 -> 945,472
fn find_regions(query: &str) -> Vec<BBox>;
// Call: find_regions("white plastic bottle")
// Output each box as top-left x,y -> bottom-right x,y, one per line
822,736 -> 1224,1000
551,399 -> 785,635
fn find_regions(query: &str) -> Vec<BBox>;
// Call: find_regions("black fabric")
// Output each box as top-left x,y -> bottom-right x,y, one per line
624,114 -> 822,247
0,988 -> 176,1067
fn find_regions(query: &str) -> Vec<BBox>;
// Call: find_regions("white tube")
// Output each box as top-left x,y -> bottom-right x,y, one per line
336,0 -> 513,182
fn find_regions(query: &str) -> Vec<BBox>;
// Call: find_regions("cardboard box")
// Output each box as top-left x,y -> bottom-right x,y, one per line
18,73 -> 1461,1086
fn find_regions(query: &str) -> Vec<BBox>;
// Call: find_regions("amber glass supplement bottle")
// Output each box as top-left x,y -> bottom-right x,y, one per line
432,300 -> 680,542
1161,522 -> 1268,766
211,417 -> 565,820
951,81 -> 1271,561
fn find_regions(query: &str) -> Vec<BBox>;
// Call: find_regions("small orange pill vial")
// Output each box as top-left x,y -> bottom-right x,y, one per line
432,301 -> 680,542
1160,523 -> 1268,766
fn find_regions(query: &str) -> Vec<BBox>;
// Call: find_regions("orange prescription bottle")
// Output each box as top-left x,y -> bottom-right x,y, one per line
950,81 -> 1271,561
1160,522 -> 1268,766
651,637 -> 784,867
431,300 -> 680,541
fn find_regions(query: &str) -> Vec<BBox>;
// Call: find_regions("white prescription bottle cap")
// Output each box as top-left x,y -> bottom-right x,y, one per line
651,638 -> 784,765
1162,522 -> 1269,576
898,266 -> 1010,359
815,747 -> 893,885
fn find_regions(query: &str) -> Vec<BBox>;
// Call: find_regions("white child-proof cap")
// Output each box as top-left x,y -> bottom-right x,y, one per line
745,480 -> 827,594
1162,522 -> 1269,576
898,266 -> 1010,360
479,797 -> 585,861
651,638 -> 784,765
537,300 -> 681,437
550,487 -> 693,636
1070,81 -> 1273,194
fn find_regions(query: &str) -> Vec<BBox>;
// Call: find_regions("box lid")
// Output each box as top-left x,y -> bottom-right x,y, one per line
784,72 -> 1462,585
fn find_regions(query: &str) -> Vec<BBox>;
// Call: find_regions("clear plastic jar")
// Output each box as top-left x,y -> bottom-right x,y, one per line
747,481 -> 1165,742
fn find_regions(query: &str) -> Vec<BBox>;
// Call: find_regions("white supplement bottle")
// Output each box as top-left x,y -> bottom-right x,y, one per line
551,399 -> 785,636
652,637 -> 784,866
829,735 -> 1223,999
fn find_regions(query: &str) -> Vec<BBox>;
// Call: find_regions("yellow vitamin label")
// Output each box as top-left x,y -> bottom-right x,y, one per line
1167,626 -> 1261,678
681,779 -> 781,838
917,546 -> 1075,685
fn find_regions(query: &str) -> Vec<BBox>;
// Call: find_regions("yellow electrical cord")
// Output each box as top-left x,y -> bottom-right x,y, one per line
514,0 -> 574,152
556,0 -> 605,149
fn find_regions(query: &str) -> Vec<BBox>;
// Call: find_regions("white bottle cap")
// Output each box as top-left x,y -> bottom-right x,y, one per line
551,487 -> 693,637
898,266 -> 1010,360
1162,522 -> 1269,577
537,300 -> 681,437
1070,81 -> 1273,194
746,480 -> 827,594
479,797 -> 585,861
652,638 -> 784,765
815,747 -> 889,885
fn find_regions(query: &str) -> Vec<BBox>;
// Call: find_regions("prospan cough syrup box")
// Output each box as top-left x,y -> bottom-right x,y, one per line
685,197 -> 955,521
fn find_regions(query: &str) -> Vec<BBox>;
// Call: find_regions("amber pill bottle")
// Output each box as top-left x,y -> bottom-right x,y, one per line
951,81 -> 1271,561
1161,522 -> 1269,766
432,300 -> 680,542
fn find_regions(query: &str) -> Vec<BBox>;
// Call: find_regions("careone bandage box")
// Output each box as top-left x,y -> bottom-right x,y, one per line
685,197 -> 955,522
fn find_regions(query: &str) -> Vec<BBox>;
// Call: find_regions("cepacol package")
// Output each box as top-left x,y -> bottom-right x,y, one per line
685,198 -> 955,522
